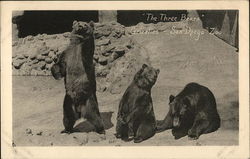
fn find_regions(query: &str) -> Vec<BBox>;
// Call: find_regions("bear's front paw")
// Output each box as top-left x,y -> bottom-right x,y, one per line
188,129 -> 199,140
188,136 -> 198,140
121,136 -> 130,142
51,64 -> 63,80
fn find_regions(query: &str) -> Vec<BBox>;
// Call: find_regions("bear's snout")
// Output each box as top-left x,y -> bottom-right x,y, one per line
79,24 -> 88,31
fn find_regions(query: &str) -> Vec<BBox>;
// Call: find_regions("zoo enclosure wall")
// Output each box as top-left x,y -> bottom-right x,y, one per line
12,10 -> 238,49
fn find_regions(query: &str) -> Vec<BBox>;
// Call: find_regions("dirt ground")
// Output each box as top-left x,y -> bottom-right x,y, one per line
13,30 -> 238,146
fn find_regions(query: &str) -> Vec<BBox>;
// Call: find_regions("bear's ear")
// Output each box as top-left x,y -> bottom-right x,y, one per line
142,64 -> 148,69
169,95 -> 175,103
156,69 -> 160,75
73,20 -> 78,26
89,21 -> 94,28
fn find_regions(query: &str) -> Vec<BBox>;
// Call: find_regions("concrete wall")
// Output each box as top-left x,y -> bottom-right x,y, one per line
98,11 -> 117,23
12,10 -> 239,49
12,11 -> 24,41
218,11 -> 238,49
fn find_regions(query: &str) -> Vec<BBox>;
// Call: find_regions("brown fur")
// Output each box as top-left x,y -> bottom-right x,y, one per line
116,64 -> 160,143
51,21 -> 105,134
156,83 -> 220,139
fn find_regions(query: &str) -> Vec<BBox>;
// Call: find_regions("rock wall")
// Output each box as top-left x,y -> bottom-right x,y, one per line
12,22 -> 150,94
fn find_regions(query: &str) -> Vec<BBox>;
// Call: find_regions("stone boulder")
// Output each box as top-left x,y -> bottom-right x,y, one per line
12,21 -> 142,93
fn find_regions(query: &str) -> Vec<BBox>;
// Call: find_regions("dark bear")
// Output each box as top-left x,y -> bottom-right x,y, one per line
115,64 -> 160,143
156,82 -> 220,140
51,20 -> 105,134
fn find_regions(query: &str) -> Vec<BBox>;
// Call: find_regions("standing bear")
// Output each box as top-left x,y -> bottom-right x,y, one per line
156,82 -> 220,139
51,20 -> 105,134
116,64 -> 160,143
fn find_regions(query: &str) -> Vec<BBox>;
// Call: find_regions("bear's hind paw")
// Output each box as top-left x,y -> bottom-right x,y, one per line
115,133 -> 122,139
188,135 -> 199,140
60,129 -> 73,134
134,137 -> 144,143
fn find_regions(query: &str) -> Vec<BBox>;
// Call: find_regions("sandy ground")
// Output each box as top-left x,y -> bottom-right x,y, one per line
13,31 -> 238,146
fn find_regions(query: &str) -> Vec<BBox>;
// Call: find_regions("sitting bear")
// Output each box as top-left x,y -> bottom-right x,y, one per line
156,82 -> 220,139
51,20 -> 105,134
115,64 -> 160,143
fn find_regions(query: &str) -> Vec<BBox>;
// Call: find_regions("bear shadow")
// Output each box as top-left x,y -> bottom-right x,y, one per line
73,111 -> 114,133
